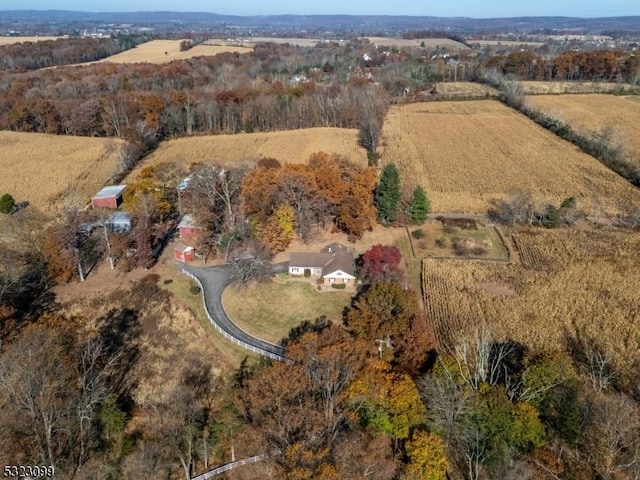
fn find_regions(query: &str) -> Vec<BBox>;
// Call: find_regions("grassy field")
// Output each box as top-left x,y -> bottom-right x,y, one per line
422,228 -> 640,387
520,81 -> 636,95
88,39 -> 252,64
134,127 -> 367,173
225,37 -> 324,47
221,280 -> 352,344
381,100 -> 640,214
365,37 -> 469,49
0,131 -> 122,211
0,36 -> 61,45
470,40 -> 545,47
409,219 -> 509,260
432,82 -> 499,97
525,94 -> 640,157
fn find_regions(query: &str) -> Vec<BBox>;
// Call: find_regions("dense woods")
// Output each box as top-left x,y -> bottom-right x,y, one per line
0,36 -> 145,71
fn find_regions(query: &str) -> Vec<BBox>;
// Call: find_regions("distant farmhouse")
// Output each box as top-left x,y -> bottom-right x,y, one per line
92,185 -> 127,209
288,242 -> 356,284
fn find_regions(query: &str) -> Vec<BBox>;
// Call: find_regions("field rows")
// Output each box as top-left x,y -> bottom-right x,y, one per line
526,94 -> 640,158
0,131 -> 122,211
135,127 -> 367,173
422,229 -> 640,384
381,100 -> 640,214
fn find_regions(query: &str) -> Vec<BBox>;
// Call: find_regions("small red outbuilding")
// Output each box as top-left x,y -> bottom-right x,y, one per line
92,185 -> 127,209
174,243 -> 195,263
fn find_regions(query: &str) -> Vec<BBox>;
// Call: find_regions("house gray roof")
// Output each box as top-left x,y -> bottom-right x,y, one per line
289,243 -> 355,278
93,185 -> 127,199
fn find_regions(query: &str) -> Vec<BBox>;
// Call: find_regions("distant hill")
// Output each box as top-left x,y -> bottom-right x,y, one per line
0,10 -> 639,34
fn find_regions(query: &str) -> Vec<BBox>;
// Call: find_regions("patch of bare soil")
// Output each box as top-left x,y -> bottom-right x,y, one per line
480,281 -> 516,297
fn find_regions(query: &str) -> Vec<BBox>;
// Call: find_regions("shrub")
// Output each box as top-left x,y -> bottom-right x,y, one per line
189,285 -> 201,295
0,193 -> 16,214
331,283 -> 347,289
411,229 -> 425,239
435,237 -> 446,248
163,279 -> 173,285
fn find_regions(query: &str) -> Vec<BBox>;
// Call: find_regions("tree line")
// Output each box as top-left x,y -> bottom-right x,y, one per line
0,35 -> 146,71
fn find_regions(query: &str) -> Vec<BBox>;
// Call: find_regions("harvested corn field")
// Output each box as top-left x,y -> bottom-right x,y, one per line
381,100 -> 640,214
520,81 -> 636,95
0,131 -> 122,211
90,39 -> 252,64
422,228 -> 640,388
526,94 -> 640,157
137,127 -> 367,171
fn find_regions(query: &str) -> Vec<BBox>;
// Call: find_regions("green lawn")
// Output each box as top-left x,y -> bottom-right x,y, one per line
222,280 -> 353,344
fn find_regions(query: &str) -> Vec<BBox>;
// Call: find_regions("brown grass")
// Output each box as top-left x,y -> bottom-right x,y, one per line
222,280 -> 352,344
224,37 -> 324,47
471,40 -> 545,47
0,131 -> 123,211
422,228 -> 640,384
0,36 -> 61,45
525,94 -> 640,157
87,39 -> 252,65
381,100 -> 640,214
432,82 -> 499,96
134,127 -> 367,173
520,81 -> 635,95
365,37 -> 469,49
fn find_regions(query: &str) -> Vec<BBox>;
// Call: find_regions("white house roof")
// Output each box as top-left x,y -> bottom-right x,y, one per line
93,185 -> 127,199
322,269 -> 356,280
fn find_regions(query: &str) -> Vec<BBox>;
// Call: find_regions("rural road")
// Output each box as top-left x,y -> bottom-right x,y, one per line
182,263 -> 286,360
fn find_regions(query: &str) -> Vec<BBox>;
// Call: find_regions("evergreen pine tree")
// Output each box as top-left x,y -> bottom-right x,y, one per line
376,163 -> 401,223
408,185 -> 430,224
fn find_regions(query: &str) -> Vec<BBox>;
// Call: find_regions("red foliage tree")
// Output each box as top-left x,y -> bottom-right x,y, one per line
359,244 -> 405,283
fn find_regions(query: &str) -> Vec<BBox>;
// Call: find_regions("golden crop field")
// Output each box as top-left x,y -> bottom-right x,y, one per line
90,40 -> 252,65
526,94 -> 640,157
432,82 -> 499,96
0,131 -> 122,211
225,37 -> 325,47
365,37 -> 469,49
470,40 -> 545,47
0,36 -> 61,45
423,228 -> 640,384
520,81 -> 635,95
381,100 -> 640,214
136,127 -> 367,172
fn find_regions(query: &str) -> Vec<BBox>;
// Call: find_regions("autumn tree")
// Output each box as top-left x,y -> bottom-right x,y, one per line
359,244 -> 405,283
408,185 -> 430,224
257,204 -> 295,254
404,430 -> 449,480
376,163 -> 402,224
344,281 -> 420,344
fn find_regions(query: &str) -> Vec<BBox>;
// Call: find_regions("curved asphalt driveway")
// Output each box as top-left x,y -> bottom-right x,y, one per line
182,263 -> 286,360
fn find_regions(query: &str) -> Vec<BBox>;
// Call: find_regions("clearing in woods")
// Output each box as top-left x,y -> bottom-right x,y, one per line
525,94 -> 640,157
87,39 -> 253,64
381,100 -> 640,214
0,131 -> 122,211
133,127 -> 367,173
422,228 -> 640,389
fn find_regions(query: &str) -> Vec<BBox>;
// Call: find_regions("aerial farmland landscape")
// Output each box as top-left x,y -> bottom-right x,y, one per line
0,4 -> 639,480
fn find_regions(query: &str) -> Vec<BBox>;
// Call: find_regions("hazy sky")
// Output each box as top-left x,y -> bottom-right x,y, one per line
6,0 -> 640,17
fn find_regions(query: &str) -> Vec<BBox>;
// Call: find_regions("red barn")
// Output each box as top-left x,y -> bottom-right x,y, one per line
92,185 -> 127,209
178,214 -> 202,241
174,243 -> 195,263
